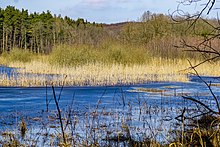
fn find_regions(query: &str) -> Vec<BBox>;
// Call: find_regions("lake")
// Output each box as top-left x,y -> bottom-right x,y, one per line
0,75 -> 220,146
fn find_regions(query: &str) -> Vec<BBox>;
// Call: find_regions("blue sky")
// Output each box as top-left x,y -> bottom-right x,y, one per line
1,0 -> 219,23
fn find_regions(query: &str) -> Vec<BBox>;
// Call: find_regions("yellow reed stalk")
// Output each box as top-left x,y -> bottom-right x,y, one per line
1,57 -> 220,86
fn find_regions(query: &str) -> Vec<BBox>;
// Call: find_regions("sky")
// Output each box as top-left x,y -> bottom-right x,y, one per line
0,0 -> 219,24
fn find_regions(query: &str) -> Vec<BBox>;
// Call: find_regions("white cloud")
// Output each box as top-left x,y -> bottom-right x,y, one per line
83,0 -> 107,7
86,0 -> 105,4
0,0 -> 189,23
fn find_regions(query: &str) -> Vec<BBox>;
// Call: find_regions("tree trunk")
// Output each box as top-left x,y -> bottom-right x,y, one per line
13,28 -> 16,49
2,25 -> 4,52
24,29 -> 27,50
5,30 -> 8,51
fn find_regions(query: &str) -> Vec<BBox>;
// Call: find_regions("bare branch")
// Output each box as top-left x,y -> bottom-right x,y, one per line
183,96 -> 218,114
187,60 -> 220,113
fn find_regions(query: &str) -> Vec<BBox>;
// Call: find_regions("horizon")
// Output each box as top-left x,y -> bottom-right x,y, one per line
1,0 -> 219,24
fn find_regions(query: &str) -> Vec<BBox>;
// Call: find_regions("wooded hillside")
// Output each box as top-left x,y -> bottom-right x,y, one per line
0,6 -> 216,56
0,6 -> 103,54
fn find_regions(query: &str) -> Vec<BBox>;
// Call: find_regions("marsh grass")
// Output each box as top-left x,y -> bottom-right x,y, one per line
132,88 -> 168,93
1,133 -> 21,147
0,42 -> 220,86
1,56 -> 220,86
169,115 -> 220,147
0,60 -> 189,86
1,118 -> 28,146
20,118 -> 27,140
2,56 -> 220,86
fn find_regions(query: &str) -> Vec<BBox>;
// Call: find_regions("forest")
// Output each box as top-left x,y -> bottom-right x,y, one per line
0,6 -> 103,54
0,6 -> 215,55
0,6 -> 219,86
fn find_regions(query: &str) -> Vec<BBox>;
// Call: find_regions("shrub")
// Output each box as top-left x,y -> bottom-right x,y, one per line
49,43 -> 149,67
49,44 -> 94,67
2,48 -> 34,63
106,44 -> 148,65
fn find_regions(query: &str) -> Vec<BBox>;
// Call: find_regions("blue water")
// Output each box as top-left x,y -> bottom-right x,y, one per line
0,79 -> 219,124
0,82 -> 208,113
0,66 -> 220,145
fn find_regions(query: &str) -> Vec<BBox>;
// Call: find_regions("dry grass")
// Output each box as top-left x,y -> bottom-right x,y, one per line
0,56 -> 219,86
1,58 -> 186,86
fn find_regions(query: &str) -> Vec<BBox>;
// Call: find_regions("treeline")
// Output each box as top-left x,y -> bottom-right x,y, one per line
116,11 -> 215,59
120,11 -> 214,44
0,6 -> 215,57
0,6 -> 104,54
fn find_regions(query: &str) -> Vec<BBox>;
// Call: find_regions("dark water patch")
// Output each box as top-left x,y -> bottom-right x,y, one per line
189,75 -> 220,83
0,66 -> 19,79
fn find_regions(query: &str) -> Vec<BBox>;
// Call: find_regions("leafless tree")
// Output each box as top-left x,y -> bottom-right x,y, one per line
172,0 -> 220,119
172,0 -> 220,69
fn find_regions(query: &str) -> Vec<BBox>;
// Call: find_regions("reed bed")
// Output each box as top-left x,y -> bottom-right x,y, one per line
0,57 -> 220,86
0,60 -> 186,86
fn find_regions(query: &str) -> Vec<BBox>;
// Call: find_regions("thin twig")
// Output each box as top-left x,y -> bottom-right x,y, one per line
188,60 -> 220,113
183,96 -> 218,114
52,86 -> 66,144
58,75 -> 67,102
